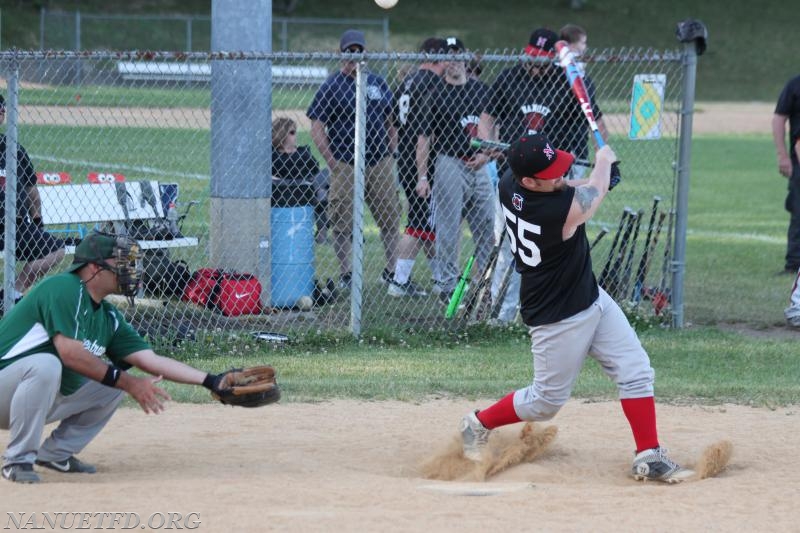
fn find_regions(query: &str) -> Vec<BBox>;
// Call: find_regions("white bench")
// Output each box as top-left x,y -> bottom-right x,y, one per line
116,61 -> 329,85
37,180 -> 199,254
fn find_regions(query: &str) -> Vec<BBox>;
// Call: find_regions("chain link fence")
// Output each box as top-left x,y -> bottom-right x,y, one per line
0,45 -> 695,346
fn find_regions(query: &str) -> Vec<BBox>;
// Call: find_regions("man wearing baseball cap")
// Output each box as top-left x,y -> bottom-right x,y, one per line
458,132 -> 692,483
388,37 -> 448,298
0,232 -> 241,483
416,36 -> 495,304
307,29 -> 401,291
477,27 -> 609,324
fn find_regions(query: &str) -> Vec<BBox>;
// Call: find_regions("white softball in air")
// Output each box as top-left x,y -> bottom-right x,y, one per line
375,0 -> 398,8
297,295 -> 314,311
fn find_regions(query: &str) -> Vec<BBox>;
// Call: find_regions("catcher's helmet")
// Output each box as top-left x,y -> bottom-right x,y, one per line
68,231 -> 143,305
675,19 -> 708,56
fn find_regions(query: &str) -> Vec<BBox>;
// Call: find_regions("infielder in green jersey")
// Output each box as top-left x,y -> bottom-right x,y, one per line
0,232 -> 227,484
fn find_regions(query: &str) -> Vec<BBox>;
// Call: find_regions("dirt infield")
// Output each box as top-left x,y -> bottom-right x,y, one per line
14,102 -> 775,135
2,399 -> 797,532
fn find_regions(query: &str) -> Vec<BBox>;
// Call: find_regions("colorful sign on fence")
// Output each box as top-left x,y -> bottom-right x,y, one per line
629,74 -> 666,140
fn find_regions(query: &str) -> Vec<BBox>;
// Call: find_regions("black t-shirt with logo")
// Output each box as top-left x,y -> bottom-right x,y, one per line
485,64 -> 602,161
497,171 -> 598,326
395,68 -> 445,178
424,78 -> 489,158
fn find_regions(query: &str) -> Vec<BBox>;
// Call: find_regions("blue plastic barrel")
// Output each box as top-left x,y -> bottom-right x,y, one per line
271,181 -> 316,307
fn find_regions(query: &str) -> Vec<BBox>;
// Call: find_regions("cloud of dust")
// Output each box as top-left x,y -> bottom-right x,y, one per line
694,440 -> 733,480
418,422 -> 558,482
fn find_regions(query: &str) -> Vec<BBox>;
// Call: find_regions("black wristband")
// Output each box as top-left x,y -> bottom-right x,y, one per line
101,365 -> 122,387
202,373 -> 218,391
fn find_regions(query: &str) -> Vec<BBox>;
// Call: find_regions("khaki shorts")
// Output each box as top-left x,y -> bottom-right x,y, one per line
327,157 -> 401,236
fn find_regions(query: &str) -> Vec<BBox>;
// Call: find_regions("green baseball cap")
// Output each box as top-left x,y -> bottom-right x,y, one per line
66,232 -> 119,273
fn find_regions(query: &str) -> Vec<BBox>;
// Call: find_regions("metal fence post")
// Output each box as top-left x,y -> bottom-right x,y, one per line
186,17 -> 193,52
350,60 -> 367,337
3,59 -> 19,312
39,6 -> 45,50
671,41 -> 698,329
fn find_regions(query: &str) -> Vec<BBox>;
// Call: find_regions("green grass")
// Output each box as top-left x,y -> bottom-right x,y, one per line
152,130 -> 800,408
150,324 -> 800,406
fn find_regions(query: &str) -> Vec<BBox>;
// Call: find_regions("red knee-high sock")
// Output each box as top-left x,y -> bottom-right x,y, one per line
620,396 -> 659,453
475,392 -> 521,430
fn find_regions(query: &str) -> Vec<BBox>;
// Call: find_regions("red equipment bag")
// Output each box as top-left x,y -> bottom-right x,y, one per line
182,268 -> 220,308
182,269 -> 263,316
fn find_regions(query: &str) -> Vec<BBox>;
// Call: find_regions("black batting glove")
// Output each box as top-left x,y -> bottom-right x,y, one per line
609,162 -> 622,190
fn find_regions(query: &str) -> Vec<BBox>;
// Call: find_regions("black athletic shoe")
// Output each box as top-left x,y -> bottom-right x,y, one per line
36,456 -> 96,474
379,268 -> 394,285
338,272 -> 352,291
2,463 -> 40,483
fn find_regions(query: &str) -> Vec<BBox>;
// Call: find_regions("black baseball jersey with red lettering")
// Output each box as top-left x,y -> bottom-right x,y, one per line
395,68 -> 444,178
497,171 -> 598,326
424,78 -> 489,158
485,64 -> 602,161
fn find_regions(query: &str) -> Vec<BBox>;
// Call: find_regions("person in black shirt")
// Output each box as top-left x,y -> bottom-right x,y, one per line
387,37 -> 447,298
479,27 -> 608,323
772,74 -> 800,273
0,94 -> 64,309
417,37 -> 494,302
458,132 -> 691,484
271,117 -> 328,243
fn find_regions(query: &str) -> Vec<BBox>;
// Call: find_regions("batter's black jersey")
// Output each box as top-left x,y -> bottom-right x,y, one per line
423,78 -> 489,158
485,65 -> 602,161
775,74 -> 800,165
497,171 -> 598,326
395,68 -> 444,177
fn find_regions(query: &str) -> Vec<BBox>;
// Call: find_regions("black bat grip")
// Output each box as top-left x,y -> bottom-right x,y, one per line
609,161 -> 622,190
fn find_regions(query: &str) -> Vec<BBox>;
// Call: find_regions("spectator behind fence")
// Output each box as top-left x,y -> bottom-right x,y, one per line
307,29 -> 401,291
772,73 -> 800,274
417,36 -> 494,305
559,23 -> 588,76
478,28 -> 608,324
388,36 -> 448,298
0,94 -> 65,312
271,117 -> 329,244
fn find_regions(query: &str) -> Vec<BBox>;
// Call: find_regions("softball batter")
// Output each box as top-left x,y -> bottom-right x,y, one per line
460,132 -> 691,483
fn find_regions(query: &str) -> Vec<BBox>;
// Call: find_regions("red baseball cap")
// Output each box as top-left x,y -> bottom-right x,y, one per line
508,132 -> 575,180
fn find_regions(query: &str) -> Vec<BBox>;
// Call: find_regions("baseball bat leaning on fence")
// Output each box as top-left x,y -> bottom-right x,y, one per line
446,255 -> 474,319
633,211 -> 666,308
461,231 -> 506,321
650,209 -> 676,315
590,227 -> 609,251
631,197 -> 661,300
604,209 -> 638,298
598,208 -> 631,289
619,208 -> 645,301
553,41 -> 621,189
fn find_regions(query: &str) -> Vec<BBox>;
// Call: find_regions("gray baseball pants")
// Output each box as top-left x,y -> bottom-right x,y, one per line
431,154 -> 495,294
0,353 -> 124,467
513,288 -> 655,421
